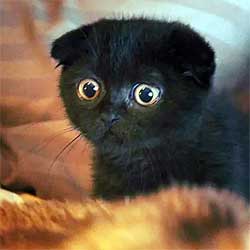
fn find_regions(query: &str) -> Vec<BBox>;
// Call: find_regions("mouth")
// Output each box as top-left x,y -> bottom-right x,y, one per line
104,129 -> 124,141
86,126 -> 123,144
99,127 -> 129,145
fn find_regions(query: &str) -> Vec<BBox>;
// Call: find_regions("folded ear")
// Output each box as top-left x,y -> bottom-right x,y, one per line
51,25 -> 93,68
167,22 -> 216,88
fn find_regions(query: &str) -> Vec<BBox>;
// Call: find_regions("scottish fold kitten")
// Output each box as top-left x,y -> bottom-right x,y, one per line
51,18 -> 249,200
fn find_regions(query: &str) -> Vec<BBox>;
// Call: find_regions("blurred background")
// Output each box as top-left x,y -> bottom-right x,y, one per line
0,0 -> 249,200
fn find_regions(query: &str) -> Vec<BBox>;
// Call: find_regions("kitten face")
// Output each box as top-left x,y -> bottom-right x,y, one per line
52,18 -> 215,148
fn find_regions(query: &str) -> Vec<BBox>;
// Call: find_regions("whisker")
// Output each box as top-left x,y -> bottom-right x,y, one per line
60,133 -> 83,160
48,133 -> 82,173
30,126 -> 74,153
13,126 -> 75,167
59,134 -> 87,200
47,133 -> 82,194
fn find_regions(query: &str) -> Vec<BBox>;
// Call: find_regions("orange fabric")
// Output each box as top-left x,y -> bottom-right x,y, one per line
0,0 -> 93,200
0,187 -> 249,250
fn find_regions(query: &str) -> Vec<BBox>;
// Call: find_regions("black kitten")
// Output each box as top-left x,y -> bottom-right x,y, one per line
51,18 -> 249,200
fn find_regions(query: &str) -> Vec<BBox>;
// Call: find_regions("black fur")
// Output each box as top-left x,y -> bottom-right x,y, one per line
51,18 -> 249,200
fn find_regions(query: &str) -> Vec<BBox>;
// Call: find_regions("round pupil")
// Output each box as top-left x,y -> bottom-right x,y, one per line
83,82 -> 97,98
139,87 -> 153,103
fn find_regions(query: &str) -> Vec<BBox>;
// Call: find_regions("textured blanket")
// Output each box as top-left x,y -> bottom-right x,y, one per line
0,187 -> 249,250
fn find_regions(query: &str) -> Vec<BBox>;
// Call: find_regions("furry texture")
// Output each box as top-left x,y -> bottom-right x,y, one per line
0,187 -> 249,250
51,18 -> 249,200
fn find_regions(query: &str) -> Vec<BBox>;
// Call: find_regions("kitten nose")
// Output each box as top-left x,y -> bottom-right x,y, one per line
111,117 -> 119,125
110,114 -> 120,125
101,113 -> 120,128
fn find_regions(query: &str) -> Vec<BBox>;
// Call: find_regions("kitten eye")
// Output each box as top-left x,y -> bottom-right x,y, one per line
133,84 -> 161,106
77,79 -> 100,100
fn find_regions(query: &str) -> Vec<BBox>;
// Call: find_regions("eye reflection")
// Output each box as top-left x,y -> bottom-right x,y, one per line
133,83 -> 161,106
77,79 -> 100,100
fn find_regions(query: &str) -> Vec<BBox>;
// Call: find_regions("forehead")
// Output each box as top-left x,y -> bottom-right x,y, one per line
86,20 -> 166,80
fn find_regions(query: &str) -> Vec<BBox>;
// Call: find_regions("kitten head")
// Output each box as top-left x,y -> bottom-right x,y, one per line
51,18 -> 215,147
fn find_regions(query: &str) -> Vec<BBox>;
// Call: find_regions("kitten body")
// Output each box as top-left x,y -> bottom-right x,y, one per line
51,18 -> 249,200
